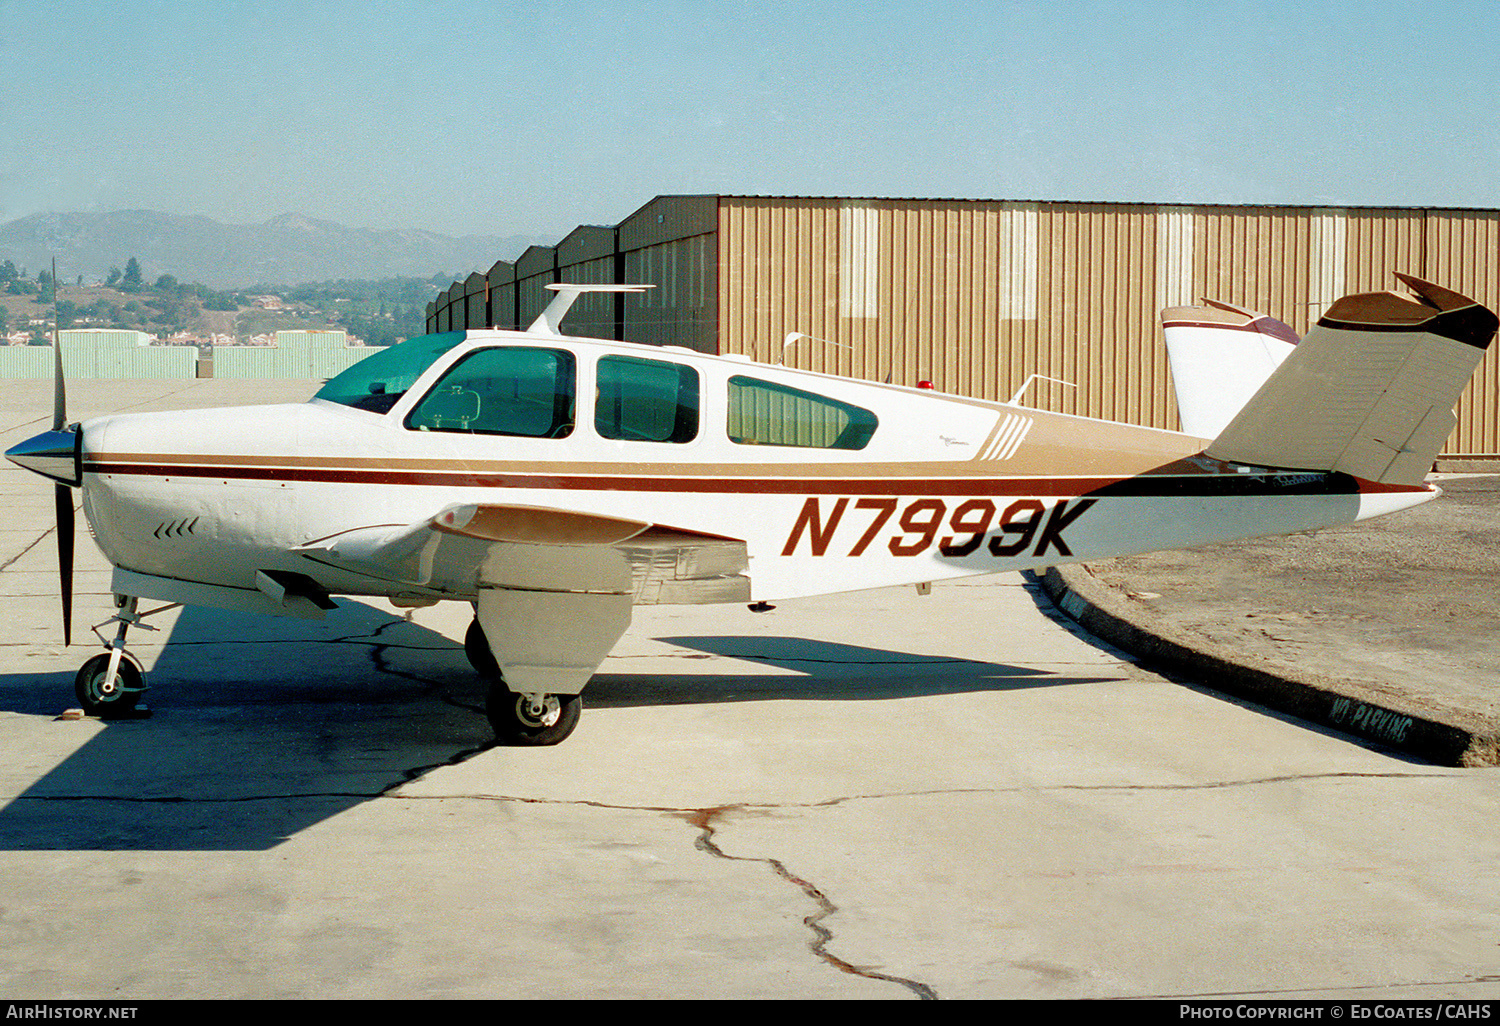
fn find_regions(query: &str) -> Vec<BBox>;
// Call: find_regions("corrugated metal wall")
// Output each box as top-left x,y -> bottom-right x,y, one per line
717,198 -> 1168,424
1424,209 -> 1500,456
463,272 -> 487,329
213,331 -> 385,379
715,197 -> 1500,453
489,260 -> 517,330
619,195 -> 719,352
422,194 -> 1500,454
0,344 -> 197,379
515,246 -> 558,329
556,226 -> 619,340
0,331 -> 197,379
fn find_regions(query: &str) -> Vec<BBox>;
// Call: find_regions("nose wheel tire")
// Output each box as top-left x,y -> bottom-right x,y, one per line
485,684 -> 581,746
75,653 -> 143,718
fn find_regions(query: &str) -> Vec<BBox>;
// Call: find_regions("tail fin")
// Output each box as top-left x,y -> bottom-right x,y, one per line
1163,300 -> 1298,438
1205,274 -> 1497,486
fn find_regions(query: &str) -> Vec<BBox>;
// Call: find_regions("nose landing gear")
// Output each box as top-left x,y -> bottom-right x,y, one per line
73,595 -> 173,719
75,652 -> 144,718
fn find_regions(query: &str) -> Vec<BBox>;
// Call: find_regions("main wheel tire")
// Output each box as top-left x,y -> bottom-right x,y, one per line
486,685 -> 581,746
464,618 -> 501,678
75,653 -> 143,718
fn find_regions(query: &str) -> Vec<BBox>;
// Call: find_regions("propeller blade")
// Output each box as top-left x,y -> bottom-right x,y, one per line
50,259 -> 73,645
55,482 -> 74,646
52,257 -> 65,432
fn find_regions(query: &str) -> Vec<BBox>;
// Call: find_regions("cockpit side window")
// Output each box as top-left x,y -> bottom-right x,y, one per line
594,355 -> 699,443
405,347 -> 576,438
727,375 -> 878,450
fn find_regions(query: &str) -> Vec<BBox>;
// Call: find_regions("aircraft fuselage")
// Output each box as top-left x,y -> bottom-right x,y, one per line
73,329 -> 1433,611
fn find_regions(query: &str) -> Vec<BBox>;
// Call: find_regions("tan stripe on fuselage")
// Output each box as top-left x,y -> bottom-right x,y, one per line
87,402 -> 1209,481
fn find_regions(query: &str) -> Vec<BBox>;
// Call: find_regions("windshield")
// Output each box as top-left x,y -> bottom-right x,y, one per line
314,331 -> 467,413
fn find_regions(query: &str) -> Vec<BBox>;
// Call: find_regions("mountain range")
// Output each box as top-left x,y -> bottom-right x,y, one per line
0,210 -> 542,288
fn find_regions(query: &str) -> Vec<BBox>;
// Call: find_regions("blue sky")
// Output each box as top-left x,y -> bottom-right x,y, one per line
3,0 -> 1498,241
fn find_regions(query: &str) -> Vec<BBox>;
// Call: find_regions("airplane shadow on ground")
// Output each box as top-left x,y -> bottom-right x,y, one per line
0,591 -> 1116,852
587,635 -> 1102,706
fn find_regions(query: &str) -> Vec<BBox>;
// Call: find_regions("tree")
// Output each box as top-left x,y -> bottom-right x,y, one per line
122,258 -> 143,293
106,267 -> 122,287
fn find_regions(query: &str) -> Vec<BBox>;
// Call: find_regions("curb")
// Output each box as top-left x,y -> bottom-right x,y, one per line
1029,565 -> 1498,768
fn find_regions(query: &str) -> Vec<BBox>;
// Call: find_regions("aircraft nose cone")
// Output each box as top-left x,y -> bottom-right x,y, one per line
6,428 -> 81,487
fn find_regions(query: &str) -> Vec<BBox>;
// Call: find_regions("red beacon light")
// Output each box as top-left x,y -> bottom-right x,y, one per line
916,380 -> 934,390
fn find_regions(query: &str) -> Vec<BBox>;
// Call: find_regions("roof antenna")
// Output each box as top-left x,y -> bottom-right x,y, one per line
1009,374 -> 1077,407
779,332 -> 856,365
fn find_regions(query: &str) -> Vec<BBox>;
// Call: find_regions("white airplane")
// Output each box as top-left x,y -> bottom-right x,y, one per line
7,274 -> 1494,745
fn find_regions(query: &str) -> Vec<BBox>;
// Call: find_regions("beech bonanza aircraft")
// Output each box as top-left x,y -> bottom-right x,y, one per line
6,275 -> 1495,745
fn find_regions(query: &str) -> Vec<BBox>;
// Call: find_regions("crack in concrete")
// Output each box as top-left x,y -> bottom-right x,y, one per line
359,618 -> 487,720
0,523 -> 60,573
679,805 -> 937,1000
7,769 -> 1455,808
6,763 -> 1454,999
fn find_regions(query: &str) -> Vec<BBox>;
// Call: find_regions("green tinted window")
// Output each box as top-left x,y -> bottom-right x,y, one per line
727,376 -> 878,450
595,355 -> 699,443
406,347 -> 575,438
314,332 -> 466,413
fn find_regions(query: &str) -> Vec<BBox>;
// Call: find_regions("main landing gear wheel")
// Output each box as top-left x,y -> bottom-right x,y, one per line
74,653 -> 143,718
468,617 -> 582,745
464,617 -> 501,679
485,685 -> 582,747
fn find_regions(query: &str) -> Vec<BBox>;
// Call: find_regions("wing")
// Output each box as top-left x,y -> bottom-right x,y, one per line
297,502 -> 749,604
296,503 -> 749,693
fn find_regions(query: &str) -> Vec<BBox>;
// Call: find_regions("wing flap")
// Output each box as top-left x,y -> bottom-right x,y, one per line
619,527 -> 751,604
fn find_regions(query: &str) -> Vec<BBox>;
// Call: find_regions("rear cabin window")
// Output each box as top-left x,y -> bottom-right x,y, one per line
726,376 -> 878,450
594,355 -> 699,443
405,347 -> 575,438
